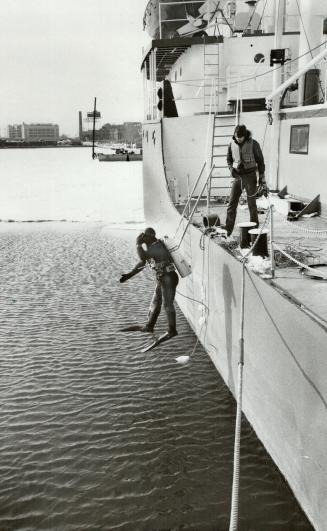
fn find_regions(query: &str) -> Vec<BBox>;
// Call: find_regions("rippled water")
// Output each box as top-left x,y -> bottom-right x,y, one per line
0,149 -> 313,530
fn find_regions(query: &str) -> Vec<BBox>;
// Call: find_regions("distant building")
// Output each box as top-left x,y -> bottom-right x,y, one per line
7,122 -> 59,141
96,122 -> 142,146
7,124 -> 23,139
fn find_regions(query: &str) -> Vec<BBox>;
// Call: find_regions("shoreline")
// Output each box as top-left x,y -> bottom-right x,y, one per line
0,145 -> 88,149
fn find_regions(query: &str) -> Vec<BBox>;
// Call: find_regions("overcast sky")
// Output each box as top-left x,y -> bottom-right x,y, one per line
0,0 -> 149,136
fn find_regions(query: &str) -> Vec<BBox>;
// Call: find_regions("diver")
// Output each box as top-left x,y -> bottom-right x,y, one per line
222,124 -> 268,237
119,227 -> 178,339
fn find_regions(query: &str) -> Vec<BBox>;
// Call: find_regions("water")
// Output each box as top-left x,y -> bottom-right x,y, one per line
0,147 -> 143,224
0,148 -> 313,530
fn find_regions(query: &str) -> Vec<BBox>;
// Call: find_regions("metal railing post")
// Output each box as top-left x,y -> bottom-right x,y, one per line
172,165 -> 215,250
187,174 -> 191,217
269,204 -> 275,278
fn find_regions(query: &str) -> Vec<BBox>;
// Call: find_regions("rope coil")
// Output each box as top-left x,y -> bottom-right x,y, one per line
273,243 -> 327,280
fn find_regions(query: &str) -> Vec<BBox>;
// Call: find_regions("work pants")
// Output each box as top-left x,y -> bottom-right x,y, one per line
146,271 -> 179,334
225,171 -> 259,235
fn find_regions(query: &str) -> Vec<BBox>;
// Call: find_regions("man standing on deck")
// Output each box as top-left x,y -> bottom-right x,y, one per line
222,124 -> 268,237
119,227 -> 178,339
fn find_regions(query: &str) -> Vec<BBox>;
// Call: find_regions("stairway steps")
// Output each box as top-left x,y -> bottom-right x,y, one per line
213,124 -> 234,128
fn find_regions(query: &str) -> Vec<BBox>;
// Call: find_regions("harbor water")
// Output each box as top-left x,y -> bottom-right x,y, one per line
0,148 -> 313,530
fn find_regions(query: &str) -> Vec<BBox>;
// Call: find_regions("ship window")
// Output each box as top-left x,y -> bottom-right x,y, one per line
289,124 -> 309,154
323,19 -> 327,34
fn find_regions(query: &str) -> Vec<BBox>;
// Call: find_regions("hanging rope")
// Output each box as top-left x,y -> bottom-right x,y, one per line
228,214 -> 270,531
229,260 -> 245,531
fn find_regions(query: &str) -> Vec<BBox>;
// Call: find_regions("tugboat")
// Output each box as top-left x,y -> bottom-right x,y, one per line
141,1 -> 327,529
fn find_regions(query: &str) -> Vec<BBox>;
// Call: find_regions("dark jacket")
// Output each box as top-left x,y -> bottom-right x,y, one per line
227,136 -> 265,177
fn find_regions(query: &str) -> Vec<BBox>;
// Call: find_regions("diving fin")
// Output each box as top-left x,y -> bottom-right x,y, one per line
120,325 -> 143,332
120,325 -> 153,333
141,331 -> 178,353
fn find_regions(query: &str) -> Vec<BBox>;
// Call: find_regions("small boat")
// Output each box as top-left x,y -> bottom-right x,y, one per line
96,152 -> 142,161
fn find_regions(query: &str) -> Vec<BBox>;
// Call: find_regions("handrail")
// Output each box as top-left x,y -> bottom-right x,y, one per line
173,162 -> 207,239
169,165 -> 215,251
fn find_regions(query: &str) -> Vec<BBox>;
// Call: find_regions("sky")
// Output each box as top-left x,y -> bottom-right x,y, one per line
0,0 -> 149,137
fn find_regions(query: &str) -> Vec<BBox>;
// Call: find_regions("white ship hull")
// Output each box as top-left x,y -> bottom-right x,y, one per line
143,118 -> 327,531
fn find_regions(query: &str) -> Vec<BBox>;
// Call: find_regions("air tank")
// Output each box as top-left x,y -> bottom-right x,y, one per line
163,236 -> 192,278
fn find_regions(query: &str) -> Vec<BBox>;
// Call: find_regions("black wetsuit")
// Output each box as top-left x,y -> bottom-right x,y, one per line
132,239 -> 179,334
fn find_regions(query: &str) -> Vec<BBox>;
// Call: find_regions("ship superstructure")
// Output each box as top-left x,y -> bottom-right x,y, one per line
141,1 -> 327,529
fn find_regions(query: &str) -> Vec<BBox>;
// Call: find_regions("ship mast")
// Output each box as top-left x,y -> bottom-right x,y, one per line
268,0 -> 285,191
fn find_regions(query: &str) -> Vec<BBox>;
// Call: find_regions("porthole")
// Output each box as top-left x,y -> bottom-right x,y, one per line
254,53 -> 265,63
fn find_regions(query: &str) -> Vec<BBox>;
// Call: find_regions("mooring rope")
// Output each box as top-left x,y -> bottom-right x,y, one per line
272,208 -> 327,236
229,261 -> 245,531
273,242 -> 327,280
228,213 -> 269,531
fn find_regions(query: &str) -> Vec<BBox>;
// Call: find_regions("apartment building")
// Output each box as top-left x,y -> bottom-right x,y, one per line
7,123 -> 59,141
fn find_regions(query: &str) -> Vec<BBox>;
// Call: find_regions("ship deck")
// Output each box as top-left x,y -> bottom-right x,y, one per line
175,195 -> 327,329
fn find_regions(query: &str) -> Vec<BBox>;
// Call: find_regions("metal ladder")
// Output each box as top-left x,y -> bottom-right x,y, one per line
208,114 -> 236,200
203,39 -> 220,113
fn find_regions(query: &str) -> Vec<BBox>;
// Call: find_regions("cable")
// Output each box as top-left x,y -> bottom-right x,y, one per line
241,0 -> 262,36
256,0 -> 269,32
170,40 -> 327,90
176,290 -> 209,313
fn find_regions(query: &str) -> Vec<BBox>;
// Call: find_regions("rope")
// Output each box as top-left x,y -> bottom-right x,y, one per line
170,40 -> 327,90
273,243 -> 327,280
272,208 -> 327,236
228,216 -> 269,530
176,290 -> 209,313
273,243 -> 318,268
229,263 -> 245,531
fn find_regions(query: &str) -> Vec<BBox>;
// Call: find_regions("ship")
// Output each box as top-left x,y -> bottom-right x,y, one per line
141,0 -> 327,529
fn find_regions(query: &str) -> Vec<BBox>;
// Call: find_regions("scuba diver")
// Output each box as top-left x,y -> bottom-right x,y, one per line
119,227 -> 179,340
